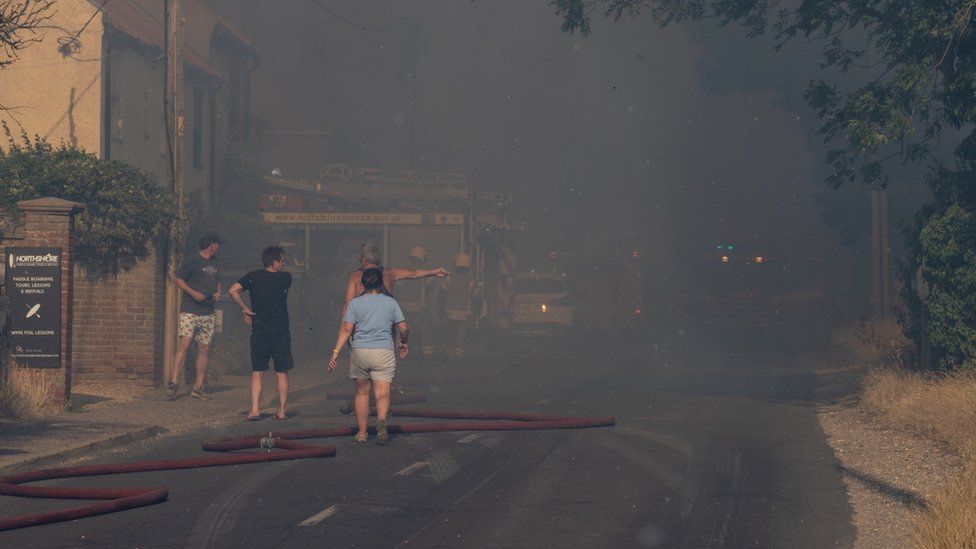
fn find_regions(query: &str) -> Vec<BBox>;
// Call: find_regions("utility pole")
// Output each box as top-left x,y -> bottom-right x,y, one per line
870,188 -> 890,320
865,40 -> 891,321
162,0 -> 185,385
400,15 -> 424,170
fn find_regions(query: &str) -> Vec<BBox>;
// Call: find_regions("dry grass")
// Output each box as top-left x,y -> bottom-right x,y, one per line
834,318 -> 914,369
862,369 -> 976,459
836,318 -> 976,547
0,362 -> 62,419
860,368 -> 976,548
915,467 -> 976,549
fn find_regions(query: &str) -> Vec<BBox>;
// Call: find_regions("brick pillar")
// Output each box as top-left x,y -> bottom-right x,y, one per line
16,197 -> 85,402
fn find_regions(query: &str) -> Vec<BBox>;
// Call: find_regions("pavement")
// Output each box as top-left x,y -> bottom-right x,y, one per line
0,359 -> 347,477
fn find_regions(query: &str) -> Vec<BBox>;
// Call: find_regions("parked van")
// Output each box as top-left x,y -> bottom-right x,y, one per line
512,272 -> 574,330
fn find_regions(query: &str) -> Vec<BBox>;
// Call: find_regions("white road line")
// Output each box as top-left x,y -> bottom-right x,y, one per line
427,452 -> 460,484
613,425 -> 695,459
298,505 -> 338,527
477,434 -> 505,448
396,461 -> 430,476
457,434 -> 481,444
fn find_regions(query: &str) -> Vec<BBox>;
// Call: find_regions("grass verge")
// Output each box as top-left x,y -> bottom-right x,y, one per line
0,361 -> 62,419
861,368 -> 976,548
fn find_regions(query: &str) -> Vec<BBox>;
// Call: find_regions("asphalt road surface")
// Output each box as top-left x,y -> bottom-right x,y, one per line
1,331 -> 855,548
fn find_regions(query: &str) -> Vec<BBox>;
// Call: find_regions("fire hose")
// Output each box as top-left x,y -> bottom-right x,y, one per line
0,408 -> 614,531
327,387 -> 428,413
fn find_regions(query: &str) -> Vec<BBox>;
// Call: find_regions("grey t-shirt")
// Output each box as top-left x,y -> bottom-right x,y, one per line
177,253 -> 219,315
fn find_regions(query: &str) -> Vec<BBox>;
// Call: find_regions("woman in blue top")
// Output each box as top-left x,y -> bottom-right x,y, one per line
329,268 -> 409,445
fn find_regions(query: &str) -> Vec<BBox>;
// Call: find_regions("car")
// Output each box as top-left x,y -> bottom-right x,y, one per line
512,272 -> 574,330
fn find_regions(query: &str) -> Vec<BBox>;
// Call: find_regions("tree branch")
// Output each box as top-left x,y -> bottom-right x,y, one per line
0,0 -> 54,70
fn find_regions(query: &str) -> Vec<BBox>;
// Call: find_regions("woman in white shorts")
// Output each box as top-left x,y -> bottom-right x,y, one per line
329,268 -> 409,445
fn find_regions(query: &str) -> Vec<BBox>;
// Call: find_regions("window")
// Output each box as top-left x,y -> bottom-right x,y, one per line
228,66 -> 240,131
514,278 -> 566,295
103,48 -> 124,159
192,86 -> 204,168
109,50 -> 124,143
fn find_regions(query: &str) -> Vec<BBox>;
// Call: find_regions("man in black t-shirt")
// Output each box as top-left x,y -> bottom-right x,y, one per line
229,245 -> 293,421
167,233 -> 222,401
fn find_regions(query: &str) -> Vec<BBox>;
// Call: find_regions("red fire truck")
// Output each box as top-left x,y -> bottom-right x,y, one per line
259,165 -> 517,336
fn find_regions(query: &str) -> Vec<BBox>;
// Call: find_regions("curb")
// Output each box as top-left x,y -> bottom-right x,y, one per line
0,425 -> 167,477
0,375 -> 345,476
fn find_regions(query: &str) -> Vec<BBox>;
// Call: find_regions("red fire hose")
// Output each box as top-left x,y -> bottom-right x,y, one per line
0,408 -> 614,531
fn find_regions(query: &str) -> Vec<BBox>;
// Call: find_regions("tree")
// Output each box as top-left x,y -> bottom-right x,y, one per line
0,0 -> 53,70
0,127 -> 177,277
554,1 -> 976,188
552,0 -> 976,367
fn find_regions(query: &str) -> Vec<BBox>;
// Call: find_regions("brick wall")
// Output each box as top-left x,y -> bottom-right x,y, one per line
0,198 -> 84,401
3,200 -> 167,389
71,253 -> 165,385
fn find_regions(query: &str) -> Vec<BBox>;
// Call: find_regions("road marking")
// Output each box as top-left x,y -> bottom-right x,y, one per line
298,505 -> 338,527
399,436 -> 539,546
188,460 -> 298,546
427,452 -> 460,484
613,425 -> 694,458
457,434 -> 481,444
478,434 -> 505,448
396,461 -> 430,476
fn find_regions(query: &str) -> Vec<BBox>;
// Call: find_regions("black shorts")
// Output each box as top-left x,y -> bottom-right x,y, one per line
250,330 -> 294,373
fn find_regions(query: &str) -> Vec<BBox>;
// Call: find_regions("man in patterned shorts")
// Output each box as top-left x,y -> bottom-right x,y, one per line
166,233 -> 222,400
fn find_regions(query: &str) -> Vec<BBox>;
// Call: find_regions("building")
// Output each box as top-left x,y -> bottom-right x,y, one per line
0,0 -> 255,383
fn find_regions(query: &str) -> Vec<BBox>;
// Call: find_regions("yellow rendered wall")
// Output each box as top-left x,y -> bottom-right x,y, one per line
0,1 -> 104,155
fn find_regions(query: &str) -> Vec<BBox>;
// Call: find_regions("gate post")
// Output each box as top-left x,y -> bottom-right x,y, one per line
14,197 -> 85,402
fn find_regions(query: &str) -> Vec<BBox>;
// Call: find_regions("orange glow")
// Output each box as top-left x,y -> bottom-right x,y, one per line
721,256 -> 730,263
755,256 -> 764,263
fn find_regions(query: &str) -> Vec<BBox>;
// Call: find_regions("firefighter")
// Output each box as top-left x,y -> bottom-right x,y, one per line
398,246 -> 434,357
444,252 -> 476,358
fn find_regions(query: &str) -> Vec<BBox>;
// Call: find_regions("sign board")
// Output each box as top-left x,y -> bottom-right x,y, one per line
261,212 -> 464,226
4,247 -> 61,368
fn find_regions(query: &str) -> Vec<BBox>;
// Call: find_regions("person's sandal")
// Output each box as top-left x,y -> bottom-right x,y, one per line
376,419 -> 389,446
190,386 -> 212,400
354,432 -> 367,443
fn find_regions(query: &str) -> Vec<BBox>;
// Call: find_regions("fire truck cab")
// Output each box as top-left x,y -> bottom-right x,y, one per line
259,165 -> 516,343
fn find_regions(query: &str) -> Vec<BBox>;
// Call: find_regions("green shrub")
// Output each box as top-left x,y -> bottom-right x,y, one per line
0,126 -> 176,277
900,164 -> 976,369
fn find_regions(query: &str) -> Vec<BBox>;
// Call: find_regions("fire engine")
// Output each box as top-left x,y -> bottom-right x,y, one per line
259,165 -> 516,337
681,239 -> 826,334
543,231 -> 645,333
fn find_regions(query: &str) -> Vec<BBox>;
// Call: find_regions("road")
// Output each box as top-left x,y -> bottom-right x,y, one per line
0,331 -> 855,548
